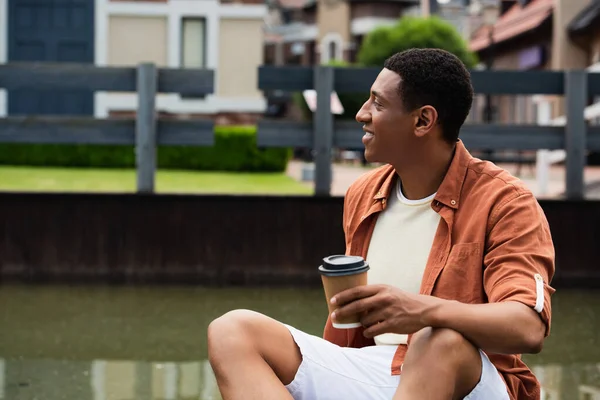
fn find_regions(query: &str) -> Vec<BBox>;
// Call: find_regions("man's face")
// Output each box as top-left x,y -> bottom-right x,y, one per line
355,68 -> 416,164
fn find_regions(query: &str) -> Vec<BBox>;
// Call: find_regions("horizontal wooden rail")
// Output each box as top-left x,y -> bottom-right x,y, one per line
258,119 -> 600,151
0,117 -> 215,146
0,62 -> 214,95
258,66 -> 600,95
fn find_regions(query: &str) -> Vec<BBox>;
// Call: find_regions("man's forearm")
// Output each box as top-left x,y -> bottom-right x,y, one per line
422,297 -> 546,355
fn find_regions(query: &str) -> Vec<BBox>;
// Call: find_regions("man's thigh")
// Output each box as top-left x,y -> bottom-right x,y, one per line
284,324 -> 400,400
283,325 -> 509,400
463,350 -> 510,400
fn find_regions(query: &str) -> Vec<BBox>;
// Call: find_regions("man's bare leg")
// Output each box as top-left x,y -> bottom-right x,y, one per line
207,309 -> 302,400
394,327 -> 483,400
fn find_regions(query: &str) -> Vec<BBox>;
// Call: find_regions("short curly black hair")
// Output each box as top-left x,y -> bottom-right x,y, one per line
383,48 -> 473,143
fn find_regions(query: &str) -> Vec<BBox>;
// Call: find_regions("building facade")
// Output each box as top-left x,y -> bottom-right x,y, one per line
468,0 -> 600,125
0,0 -> 267,122
264,0 -> 421,66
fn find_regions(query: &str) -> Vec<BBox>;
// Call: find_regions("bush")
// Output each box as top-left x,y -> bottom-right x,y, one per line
0,125 -> 292,172
357,16 -> 478,68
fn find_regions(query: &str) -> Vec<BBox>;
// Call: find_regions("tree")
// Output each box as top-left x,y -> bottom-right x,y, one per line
357,16 -> 478,68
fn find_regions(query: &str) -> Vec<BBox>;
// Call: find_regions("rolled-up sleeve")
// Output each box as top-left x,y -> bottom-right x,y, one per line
483,192 -> 556,336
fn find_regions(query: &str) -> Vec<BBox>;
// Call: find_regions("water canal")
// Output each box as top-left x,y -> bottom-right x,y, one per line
0,285 -> 598,399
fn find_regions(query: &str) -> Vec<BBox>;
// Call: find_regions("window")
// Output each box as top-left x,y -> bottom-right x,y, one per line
181,18 -> 206,68
328,41 -> 337,62
320,33 -> 343,64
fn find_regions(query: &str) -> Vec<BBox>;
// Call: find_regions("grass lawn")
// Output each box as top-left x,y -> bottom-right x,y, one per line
0,166 -> 313,195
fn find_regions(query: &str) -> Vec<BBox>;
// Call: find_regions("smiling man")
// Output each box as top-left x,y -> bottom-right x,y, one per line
207,48 -> 555,400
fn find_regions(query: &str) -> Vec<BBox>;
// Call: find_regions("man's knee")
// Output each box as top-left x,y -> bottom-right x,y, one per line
207,309 -> 302,385
208,309 -> 263,363
408,327 -> 479,363
209,309 -> 258,335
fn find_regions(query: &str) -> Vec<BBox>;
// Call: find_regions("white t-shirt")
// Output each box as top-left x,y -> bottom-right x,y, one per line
366,179 -> 441,345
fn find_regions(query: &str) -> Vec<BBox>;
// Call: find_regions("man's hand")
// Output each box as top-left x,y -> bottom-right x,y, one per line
330,284 -> 443,339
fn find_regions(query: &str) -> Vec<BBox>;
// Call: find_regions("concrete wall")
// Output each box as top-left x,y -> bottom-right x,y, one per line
551,0 -> 592,117
316,0 -> 350,63
317,0 -> 350,43
217,18 -> 264,98
552,0 -> 591,70
107,16 -> 168,67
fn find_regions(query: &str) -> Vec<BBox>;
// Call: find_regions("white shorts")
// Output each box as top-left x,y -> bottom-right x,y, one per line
284,324 -> 509,400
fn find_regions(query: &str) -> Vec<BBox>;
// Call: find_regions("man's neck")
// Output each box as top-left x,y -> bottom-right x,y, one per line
392,143 -> 456,201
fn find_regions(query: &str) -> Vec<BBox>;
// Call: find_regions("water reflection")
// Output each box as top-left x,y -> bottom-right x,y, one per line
0,358 -> 220,400
2,358 -> 600,400
532,363 -> 600,399
0,285 -> 598,399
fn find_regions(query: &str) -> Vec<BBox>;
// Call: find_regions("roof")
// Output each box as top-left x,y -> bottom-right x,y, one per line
469,0 -> 553,52
568,0 -> 600,36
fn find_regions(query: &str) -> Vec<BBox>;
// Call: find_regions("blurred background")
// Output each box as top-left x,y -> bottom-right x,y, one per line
0,0 -> 599,399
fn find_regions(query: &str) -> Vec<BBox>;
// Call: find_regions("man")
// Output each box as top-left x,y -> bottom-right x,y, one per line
207,48 -> 555,400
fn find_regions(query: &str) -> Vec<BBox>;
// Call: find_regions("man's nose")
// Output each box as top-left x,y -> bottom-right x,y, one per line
356,102 -> 370,123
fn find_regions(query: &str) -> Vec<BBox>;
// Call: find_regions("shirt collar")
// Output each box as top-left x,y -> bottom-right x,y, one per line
372,140 -> 472,210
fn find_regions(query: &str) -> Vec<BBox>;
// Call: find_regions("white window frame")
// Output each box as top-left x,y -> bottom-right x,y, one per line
320,32 -> 344,64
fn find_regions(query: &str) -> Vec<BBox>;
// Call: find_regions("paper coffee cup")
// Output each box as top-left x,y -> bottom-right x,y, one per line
318,255 -> 369,329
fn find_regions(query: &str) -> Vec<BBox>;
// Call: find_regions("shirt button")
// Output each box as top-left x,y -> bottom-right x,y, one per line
450,200 -> 456,205
361,215 -> 366,220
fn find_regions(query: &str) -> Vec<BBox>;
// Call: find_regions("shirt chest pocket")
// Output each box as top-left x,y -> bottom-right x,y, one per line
433,243 -> 484,304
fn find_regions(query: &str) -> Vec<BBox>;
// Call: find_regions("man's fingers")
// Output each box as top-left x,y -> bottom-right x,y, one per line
331,284 -> 381,307
363,320 -> 392,339
332,296 -> 377,322
360,310 -> 386,328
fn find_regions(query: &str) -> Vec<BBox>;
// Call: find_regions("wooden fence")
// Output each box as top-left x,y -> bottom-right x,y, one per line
2,63 -> 600,199
0,62 -> 215,193
258,66 -> 600,199
0,192 -> 597,287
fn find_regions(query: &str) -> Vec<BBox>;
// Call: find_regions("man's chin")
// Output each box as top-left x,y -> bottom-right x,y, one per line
363,150 -> 378,164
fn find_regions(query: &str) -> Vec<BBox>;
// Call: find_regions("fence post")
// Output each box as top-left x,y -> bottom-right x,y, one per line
313,66 -> 334,196
565,70 -> 587,200
136,63 -> 157,194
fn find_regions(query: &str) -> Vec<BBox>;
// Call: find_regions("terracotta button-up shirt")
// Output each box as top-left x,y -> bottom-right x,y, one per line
323,140 -> 555,400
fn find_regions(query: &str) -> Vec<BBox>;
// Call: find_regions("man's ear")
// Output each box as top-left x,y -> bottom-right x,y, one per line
414,106 -> 438,138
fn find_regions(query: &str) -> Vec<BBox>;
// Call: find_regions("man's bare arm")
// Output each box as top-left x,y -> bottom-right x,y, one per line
331,285 -> 546,355
423,297 -> 546,354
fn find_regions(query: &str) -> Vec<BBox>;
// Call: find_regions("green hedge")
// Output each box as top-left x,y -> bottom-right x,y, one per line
0,125 -> 292,172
